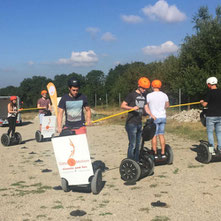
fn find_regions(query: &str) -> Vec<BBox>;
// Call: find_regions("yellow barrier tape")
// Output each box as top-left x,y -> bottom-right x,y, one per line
88,109 -> 135,124
19,107 -> 45,111
169,101 -> 200,108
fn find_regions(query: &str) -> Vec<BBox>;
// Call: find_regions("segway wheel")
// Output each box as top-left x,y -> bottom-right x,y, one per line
139,154 -> 155,177
35,130 -> 43,142
14,132 -> 22,144
1,133 -> 11,146
165,144 -> 173,165
91,168 -> 102,195
197,142 -> 212,164
119,159 -> 141,182
61,178 -> 70,192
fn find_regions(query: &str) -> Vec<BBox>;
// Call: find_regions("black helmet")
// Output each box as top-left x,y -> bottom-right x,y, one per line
68,78 -> 80,88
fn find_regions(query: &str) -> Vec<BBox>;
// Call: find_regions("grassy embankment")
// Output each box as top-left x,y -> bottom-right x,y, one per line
93,106 -> 208,142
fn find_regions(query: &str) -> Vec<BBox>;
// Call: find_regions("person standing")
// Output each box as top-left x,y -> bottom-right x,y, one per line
7,96 -> 18,138
121,77 -> 150,162
200,77 -> 221,154
37,90 -> 51,131
57,77 -> 92,135
145,80 -> 169,159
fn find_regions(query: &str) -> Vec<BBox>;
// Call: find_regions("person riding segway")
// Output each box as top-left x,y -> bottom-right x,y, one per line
120,77 -> 155,183
198,77 -> 221,163
1,96 -> 22,146
53,77 -> 103,194
145,80 -> 171,160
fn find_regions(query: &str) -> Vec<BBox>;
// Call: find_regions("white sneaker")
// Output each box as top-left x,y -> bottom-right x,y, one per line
209,146 -> 215,155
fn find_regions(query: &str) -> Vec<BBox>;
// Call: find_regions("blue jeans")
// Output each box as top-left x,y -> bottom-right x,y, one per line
125,123 -> 142,162
206,117 -> 221,149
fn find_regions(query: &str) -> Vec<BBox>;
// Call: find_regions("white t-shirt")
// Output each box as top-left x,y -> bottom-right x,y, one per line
146,91 -> 169,118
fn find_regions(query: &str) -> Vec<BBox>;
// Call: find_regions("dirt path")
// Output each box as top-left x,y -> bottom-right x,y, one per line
1,119 -> 221,221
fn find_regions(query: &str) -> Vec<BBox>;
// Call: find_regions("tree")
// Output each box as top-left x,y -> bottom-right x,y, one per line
84,70 -> 105,106
178,5 -> 221,101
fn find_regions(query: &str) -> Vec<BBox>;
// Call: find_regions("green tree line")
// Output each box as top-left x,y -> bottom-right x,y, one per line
1,6 -> 221,107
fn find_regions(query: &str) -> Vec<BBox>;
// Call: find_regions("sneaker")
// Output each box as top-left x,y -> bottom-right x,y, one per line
209,146 -> 216,155
161,154 -> 166,159
216,149 -> 221,155
154,155 -> 159,160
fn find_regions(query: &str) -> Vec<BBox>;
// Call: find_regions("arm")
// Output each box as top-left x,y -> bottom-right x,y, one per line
84,106 -> 92,125
144,104 -> 156,120
57,107 -> 64,133
165,101 -> 170,109
121,101 -> 139,111
200,100 -> 208,107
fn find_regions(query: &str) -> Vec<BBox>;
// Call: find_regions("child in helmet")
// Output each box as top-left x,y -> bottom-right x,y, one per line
57,77 -> 92,135
200,77 -> 221,154
121,77 -> 150,162
37,90 -> 51,131
7,96 -> 18,137
145,80 -> 170,159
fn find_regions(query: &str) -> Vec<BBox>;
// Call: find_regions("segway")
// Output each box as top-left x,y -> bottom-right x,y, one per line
1,132 -> 22,146
197,110 -> 221,164
120,119 -> 155,183
120,119 -> 173,183
35,115 -> 56,142
52,129 -> 103,194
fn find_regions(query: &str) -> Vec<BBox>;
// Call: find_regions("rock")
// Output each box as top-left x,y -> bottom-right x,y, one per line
168,109 -> 201,122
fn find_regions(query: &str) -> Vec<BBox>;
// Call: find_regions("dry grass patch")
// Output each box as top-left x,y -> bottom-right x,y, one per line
166,120 -> 207,141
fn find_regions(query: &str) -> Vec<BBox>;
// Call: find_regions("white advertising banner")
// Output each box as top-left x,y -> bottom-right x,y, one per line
52,134 -> 94,185
41,116 -> 56,138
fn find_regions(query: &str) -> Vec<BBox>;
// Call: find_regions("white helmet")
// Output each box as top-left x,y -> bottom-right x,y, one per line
206,77 -> 218,85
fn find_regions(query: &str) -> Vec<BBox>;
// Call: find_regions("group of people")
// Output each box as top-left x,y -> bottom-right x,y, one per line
121,77 -> 169,161
6,76 -> 221,162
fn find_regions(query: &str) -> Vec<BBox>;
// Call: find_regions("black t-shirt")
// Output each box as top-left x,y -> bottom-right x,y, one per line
124,91 -> 146,125
204,89 -> 221,116
58,93 -> 89,128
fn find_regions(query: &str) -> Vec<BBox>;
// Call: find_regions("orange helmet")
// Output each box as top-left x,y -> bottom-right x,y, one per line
151,80 -> 162,88
10,96 -> 17,101
138,77 -> 150,89
41,90 -> 47,95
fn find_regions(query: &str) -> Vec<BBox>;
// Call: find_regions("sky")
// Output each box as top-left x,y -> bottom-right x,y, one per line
0,0 -> 220,88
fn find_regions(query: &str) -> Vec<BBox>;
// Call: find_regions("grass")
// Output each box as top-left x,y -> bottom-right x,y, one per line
93,106 -> 207,141
21,112 -> 38,120
166,119 -> 207,141
139,207 -> 149,213
151,216 -> 170,221
188,164 -> 204,168
173,168 -> 179,174
99,212 -> 113,216
10,182 -> 52,196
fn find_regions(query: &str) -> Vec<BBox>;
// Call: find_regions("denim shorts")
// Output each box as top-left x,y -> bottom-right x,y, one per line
154,118 -> 166,135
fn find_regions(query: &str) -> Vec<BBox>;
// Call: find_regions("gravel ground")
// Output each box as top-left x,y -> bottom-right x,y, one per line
0,118 -> 221,221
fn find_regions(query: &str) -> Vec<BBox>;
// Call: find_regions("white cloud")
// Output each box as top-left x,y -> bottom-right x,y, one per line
57,50 -> 98,66
27,61 -> 34,66
101,32 -> 116,42
121,15 -> 143,24
86,27 -> 100,37
142,41 -> 178,56
142,0 -> 186,23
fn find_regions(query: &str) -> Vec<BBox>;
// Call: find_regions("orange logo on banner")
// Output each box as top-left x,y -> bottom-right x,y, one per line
67,139 -> 76,166
46,118 -> 51,130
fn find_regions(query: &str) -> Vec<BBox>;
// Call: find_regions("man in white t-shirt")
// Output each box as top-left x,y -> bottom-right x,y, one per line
145,80 -> 169,159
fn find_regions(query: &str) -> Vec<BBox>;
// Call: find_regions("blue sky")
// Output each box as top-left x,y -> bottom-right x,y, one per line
0,0 -> 220,87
